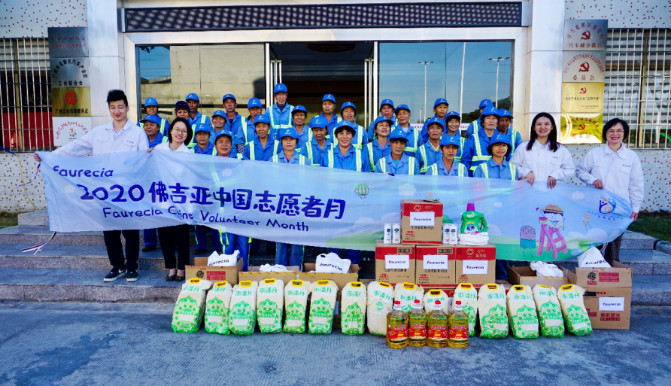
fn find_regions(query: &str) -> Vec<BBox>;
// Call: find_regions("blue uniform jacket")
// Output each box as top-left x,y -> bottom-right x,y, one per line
427,159 -> 467,176
473,158 -> 517,180
265,104 -> 294,132
147,132 -> 165,148
365,139 -> 391,171
420,115 -> 447,142
367,115 -> 396,141
320,145 -> 371,172
298,141 -> 332,166
188,112 -> 213,136
375,154 -> 419,175
244,137 -> 279,161
461,129 -> 497,174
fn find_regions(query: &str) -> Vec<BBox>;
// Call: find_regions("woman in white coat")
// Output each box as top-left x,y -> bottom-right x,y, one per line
510,113 -> 575,188
576,118 -> 644,265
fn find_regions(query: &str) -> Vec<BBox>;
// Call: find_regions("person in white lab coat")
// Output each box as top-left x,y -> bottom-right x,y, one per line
576,118 -> 644,265
510,112 -> 575,188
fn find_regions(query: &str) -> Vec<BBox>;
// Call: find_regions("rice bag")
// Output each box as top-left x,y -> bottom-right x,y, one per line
229,280 -> 258,335
557,284 -> 593,336
533,284 -> 565,338
257,278 -> 285,333
453,283 -> 478,337
341,282 -> 367,335
478,283 -> 508,338
308,280 -> 338,334
204,281 -> 233,334
284,279 -> 311,333
423,289 -> 449,314
367,281 -> 394,336
171,278 -> 212,333
393,282 -> 424,312
507,285 -> 539,339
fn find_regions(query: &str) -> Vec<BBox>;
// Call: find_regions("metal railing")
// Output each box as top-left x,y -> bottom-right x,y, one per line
0,38 -> 52,152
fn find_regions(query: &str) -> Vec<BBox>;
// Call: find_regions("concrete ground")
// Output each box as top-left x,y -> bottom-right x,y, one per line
0,303 -> 669,386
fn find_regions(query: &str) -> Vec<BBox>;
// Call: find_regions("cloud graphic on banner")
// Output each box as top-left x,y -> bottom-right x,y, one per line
398,183 -> 416,196
332,212 -> 400,238
493,202 -> 503,208
488,224 -> 502,236
568,227 -> 609,244
64,185 -> 75,193
572,191 -> 585,201
221,169 -> 233,177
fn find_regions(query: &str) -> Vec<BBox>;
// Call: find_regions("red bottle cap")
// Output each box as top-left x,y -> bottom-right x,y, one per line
414,299 -> 420,304
435,301 -> 442,306
455,301 -> 462,305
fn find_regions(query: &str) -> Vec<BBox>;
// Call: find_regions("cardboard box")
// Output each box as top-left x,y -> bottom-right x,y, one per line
561,262 -> 633,330
400,199 -> 443,244
415,245 -> 457,287
438,281 -> 512,298
238,265 -> 300,284
507,266 -> 568,289
299,263 -> 360,290
455,244 -> 496,285
375,240 -> 416,285
185,257 -> 243,284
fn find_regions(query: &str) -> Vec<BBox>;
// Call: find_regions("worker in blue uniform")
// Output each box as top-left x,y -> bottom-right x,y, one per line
243,114 -> 280,161
191,123 -> 222,255
364,116 -> 392,172
445,111 -> 464,161
375,128 -> 419,175
140,97 -> 170,136
465,99 -> 492,136
185,93 -> 213,136
266,83 -> 294,135
139,114 -> 165,252
392,104 -> 422,156
497,109 -> 523,159
175,100 -> 190,120
221,94 -> 245,139
291,105 -> 310,148
415,117 -> 446,174
425,134 -> 468,177
211,110 -> 228,140
234,97 -> 264,153
339,101 -> 368,150
420,98 -> 449,142
366,99 -> 396,141
461,105 -> 501,176
298,116 -> 331,166
316,94 -> 342,139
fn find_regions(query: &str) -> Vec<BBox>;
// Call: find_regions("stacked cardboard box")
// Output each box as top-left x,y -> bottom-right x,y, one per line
455,244 -> 496,285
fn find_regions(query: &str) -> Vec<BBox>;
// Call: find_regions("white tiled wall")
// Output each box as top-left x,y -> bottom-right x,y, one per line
565,0 -> 670,28
0,0 -> 87,38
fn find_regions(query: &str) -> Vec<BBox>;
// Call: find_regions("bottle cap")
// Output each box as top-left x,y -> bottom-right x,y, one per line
394,300 -> 401,305
455,301 -> 462,305
414,299 -> 420,304
466,203 -> 475,211
435,300 -> 441,306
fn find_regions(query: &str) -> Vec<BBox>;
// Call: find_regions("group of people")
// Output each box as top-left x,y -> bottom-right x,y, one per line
34,84 -> 644,283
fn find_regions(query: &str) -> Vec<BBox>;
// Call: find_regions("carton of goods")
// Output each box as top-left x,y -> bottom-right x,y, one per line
453,283 -> 478,336
375,241 -> 416,285
557,284 -> 593,336
257,278 -> 285,334
283,279 -> 311,333
367,281 -> 394,336
393,282 -> 424,312
204,281 -> 233,334
400,199 -> 444,244
507,266 -> 568,289
532,284 -> 565,338
477,283 -> 508,338
415,245 -> 456,287
229,280 -> 258,335
172,278 -> 213,333
455,245 -> 496,285
308,280 -> 338,334
238,265 -> 300,284
423,289 -> 450,314
185,257 -> 243,284
341,282 -> 367,335
507,285 -> 539,339
300,262 -> 360,290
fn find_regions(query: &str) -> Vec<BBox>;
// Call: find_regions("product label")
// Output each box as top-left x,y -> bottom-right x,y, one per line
462,260 -> 488,274
448,324 -> 468,341
424,255 -> 448,270
387,324 -> 408,341
598,272 -> 620,283
410,323 -> 427,339
428,324 -> 448,340
599,297 -> 625,311
385,254 -> 410,269
410,212 -> 435,226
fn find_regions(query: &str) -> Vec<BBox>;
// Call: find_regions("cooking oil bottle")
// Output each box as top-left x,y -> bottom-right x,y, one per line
386,300 -> 408,349
427,300 -> 448,348
448,300 -> 469,348
408,299 -> 427,347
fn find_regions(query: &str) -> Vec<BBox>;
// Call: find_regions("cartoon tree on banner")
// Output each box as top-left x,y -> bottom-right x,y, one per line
537,205 -> 568,260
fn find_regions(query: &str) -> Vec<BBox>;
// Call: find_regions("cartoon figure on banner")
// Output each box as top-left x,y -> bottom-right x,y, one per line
519,225 -> 536,259
583,213 -> 591,232
599,197 -> 616,214
354,183 -> 369,199
537,205 -> 568,260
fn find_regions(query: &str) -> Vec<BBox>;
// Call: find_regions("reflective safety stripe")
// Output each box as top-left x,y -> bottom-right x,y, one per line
271,154 -> 278,162
327,150 -> 334,168
241,119 -> 248,143
479,163 -> 489,178
273,141 -> 280,155
299,155 -> 305,165
366,143 -> 375,171
408,157 -> 416,175
472,119 -> 479,134
161,136 -> 169,143
511,128 -> 519,154
327,149 -> 362,171
404,128 -> 420,153
305,144 -> 314,164
269,106 -> 294,129
160,119 -> 167,134
248,141 -> 256,161
379,160 -> 387,173
470,134 -> 492,171
355,150 -> 362,171
457,163 -> 466,177
455,137 -> 465,162
418,146 -> 428,173
428,164 -> 438,175
479,163 -> 516,180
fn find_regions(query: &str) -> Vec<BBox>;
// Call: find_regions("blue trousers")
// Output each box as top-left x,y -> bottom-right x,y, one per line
495,259 -> 509,281
276,243 -> 304,268
219,232 -> 251,271
329,248 -> 360,265
143,228 -> 157,247
195,225 -> 222,250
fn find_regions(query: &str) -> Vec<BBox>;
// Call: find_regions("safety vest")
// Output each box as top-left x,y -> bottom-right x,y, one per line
240,119 -> 249,143
140,118 -> 167,134
478,162 -> 517,181
470,134 -> 493,171
379,157 -> 416,175
366,142 -> 376,171
472,119 -> 479,134
269,106 -> 294,130
247,140 -> 280,161
327,148 -> 363,171
455,137 -> 465,162
428,162 -> 466,177
271,153 -> 306,165
510,128 -> 519,154
404,128 -> 420,154
418,142 -> 440,173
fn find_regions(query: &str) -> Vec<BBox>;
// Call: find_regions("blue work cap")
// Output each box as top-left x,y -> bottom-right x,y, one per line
322,94 -> 336,103
212,110 -> 226,119
499,109 -> 513,119
394,104 -> 411,114
248,97 -> 263,109
186,93 -> 200,102
373,116 -> 394,130
434,98 -> 449,108
340,101 -> 356,113
334,121 -> 357,136
144,97 -> 158,107
389,128 -> 409,141
380,99 -> 394,110
254,114 -> 271,126
481,105 -> 500,118
479,99 -> 492,108
214,128 -> 234,142
487,132 -> 512,157
222,94 -> 236,103
279,128 -> 299,140
425,116 -> 446,131
309,116 -> 327,129
274,83 -> 288,93
175,100 -> 189,111
440,134 -> 462,148
445,111 -> 461,122
140,115 -> 161,125
292,105 -> 307,115
193,123 -> 211,135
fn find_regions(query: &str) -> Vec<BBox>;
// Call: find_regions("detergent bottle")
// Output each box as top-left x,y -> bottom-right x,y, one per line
460,203 -> 488,235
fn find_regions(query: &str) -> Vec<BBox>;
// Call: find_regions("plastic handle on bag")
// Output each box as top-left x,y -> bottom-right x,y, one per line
429,290 -> 442,296
263,278 -> 276,285
560,284 -> 573,291
290,280 -> 303,287
317,280 -> 329,286
402,282 -> 415,290
486,284 -> 498,290
239,280 -> 253,287
189,278 -> 201,284
215,281 -> 228,287
512,285 -> 525,292
350,282 -> 362,288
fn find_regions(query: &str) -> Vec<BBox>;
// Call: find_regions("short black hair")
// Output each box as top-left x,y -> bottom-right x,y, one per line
390,137 -> 408,145
487,142 -> 511,157
106,89 -> 128,106
167,117 -> 193,146
602,118 -> 630,142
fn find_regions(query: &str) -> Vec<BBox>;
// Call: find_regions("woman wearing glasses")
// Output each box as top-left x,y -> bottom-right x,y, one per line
576,118 -> 644,265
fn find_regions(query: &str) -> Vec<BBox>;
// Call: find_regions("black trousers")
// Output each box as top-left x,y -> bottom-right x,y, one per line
103,230 -> 140,271
603,234 -> 623,266
158,225 -> 190,270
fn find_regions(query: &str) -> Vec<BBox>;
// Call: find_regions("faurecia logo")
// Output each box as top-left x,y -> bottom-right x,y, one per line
599,197 -> 616,214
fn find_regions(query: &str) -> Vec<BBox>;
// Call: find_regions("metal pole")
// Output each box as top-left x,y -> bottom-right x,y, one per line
459,43 -> 466,118
424,63 -> 427,122
495,60 -> 500,108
